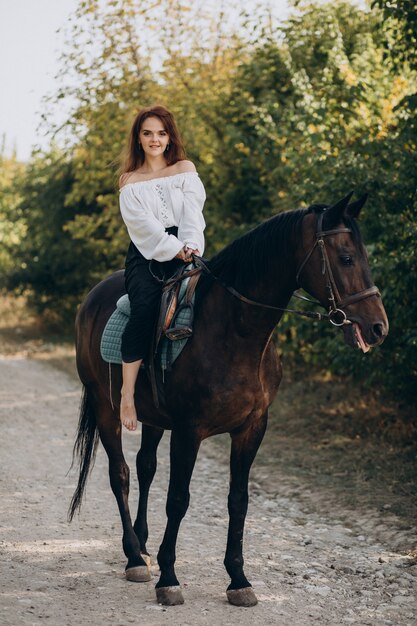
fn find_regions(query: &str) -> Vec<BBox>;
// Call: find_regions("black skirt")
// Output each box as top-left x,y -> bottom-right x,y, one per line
121,227 -> 183,363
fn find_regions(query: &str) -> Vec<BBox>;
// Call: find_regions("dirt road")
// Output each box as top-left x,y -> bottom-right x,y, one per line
0,356 -> 416,625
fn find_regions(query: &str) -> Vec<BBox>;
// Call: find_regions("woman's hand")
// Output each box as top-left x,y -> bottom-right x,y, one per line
175,247 -> 188,261
184,247 -> 200,262
175,246 -> 200,262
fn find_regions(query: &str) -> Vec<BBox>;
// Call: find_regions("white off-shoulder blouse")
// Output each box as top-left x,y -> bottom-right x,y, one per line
119,171 -> 206,262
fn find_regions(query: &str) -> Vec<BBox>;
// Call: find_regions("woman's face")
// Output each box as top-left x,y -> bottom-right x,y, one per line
139,116 -> 169,158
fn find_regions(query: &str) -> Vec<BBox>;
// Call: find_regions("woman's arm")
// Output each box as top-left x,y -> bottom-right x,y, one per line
177,168 -> 206,256
120,188 -> 184,262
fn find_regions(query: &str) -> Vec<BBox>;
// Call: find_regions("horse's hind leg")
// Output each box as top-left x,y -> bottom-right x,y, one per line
96,402 -> 151,582
155,428 -> 201,605
224,411 -> 268,607
133,424 -> 164,556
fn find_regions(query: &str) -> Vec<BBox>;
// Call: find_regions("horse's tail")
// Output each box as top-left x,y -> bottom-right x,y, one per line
68,385 -> 99,521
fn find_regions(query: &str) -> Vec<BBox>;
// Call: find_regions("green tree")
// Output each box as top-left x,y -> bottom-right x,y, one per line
7,148 -> 107,324
0,146 -> 25,286
371,0 -> 417,71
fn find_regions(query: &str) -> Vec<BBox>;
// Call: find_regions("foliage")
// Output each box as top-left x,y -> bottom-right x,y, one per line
1,0 -> 416,400
0,145 -> 25,284
5,148 -> 110,325
273,1 -> 417,400
371,0 -> 417,71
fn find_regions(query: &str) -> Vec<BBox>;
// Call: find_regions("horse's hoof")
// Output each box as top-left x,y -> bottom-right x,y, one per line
156,585 -> 184,606
125,565 -> 152,582
141,553 -> 152,567
227,586 -> 258,607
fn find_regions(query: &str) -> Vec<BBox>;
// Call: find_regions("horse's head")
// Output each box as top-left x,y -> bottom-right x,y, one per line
297,193 -> 389,351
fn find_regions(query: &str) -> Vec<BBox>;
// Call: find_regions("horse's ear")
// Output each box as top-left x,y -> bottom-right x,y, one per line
323,191 -> 354,228
346,193 -> 368,219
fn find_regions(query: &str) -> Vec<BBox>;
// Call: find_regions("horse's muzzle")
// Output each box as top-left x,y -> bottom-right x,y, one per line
342,317 -> 389,352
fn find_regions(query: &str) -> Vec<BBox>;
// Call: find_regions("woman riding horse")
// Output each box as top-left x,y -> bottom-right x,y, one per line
70,189 -> 388,607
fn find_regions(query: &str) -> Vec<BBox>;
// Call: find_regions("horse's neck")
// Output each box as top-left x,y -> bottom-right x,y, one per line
235,276 -> 295,338
200,259 -> 297,348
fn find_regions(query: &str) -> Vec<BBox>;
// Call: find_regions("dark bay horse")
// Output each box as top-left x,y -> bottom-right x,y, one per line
69,193 -> 388,607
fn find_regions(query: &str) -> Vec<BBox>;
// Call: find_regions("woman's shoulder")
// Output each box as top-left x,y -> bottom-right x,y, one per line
119,172 -> 136,188
172,160 -> 197,174
119,161 -> 197,188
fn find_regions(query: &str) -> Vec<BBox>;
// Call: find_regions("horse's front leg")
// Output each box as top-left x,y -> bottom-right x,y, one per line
224,411 -> 268,607
97,408 -> 151,583
155,427 -> 201,606
133,424 -> 164,556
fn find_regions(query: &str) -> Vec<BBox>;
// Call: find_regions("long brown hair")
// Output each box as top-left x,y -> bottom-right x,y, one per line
120,105 -> 186,174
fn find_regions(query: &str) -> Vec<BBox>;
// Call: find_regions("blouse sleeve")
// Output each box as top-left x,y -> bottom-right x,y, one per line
120,187 -> 184,262
177,173 -> 206,255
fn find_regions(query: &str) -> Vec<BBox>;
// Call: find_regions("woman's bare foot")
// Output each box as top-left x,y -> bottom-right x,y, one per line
121,360 -> 141,431
120,393 -> 137,431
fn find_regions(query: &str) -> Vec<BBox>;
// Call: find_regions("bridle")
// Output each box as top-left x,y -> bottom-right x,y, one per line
169,211 -> 380,326
294,211 -> 380,326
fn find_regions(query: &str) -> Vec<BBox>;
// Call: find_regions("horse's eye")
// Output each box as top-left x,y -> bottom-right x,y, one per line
340,255 -> 353,266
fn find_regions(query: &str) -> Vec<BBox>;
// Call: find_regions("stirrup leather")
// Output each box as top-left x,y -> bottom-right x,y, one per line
164,271 -> 199,340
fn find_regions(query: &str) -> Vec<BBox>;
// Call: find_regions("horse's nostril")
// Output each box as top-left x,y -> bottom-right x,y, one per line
373,323 -> 384,338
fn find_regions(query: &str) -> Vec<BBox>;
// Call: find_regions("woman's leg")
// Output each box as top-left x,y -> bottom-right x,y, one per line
121,359 -> 142,431
120,257 -> 162,431
120,252 -> 183,431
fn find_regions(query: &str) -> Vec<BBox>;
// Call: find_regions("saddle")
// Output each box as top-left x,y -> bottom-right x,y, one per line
149,262 -> 202,408
159,266 -> 201,341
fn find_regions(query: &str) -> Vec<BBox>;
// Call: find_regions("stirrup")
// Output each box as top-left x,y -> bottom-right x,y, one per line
164,303 -> 194,341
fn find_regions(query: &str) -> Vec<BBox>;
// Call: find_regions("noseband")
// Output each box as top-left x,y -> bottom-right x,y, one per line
295,212 -> 380,326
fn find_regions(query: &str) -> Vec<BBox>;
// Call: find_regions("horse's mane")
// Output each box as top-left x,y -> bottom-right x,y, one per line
206,204 -> 361,289
207,209 -> 306,288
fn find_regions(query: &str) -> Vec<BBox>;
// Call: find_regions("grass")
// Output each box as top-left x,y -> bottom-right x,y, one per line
258,368 -> 417,524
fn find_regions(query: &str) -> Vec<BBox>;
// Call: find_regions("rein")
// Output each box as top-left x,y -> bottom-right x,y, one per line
192,256 -> 329,322
166,211 -> 380,327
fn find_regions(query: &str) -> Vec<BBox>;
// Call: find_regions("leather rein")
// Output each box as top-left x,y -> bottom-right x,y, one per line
166,212 -> 380,327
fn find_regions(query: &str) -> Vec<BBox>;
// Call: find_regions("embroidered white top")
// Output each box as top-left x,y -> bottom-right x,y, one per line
119,171 -> 206,262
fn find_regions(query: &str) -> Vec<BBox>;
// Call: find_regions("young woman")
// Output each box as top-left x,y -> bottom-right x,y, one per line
118,105 -> 206,431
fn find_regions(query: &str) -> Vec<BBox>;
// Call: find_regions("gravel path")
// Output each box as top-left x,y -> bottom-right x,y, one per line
0,356 -> 416,626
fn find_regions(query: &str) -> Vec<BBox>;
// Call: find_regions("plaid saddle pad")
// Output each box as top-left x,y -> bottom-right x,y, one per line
100,275 -> 193,371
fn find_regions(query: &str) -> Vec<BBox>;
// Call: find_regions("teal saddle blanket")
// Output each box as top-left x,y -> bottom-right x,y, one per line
100,275 -> 193,371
